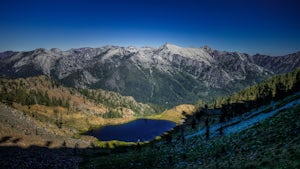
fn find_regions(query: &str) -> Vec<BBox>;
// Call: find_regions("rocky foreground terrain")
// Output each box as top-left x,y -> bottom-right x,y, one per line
0,103 -> 89,168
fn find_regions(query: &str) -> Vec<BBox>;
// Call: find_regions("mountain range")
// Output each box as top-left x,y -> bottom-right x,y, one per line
1,43 -> 299,106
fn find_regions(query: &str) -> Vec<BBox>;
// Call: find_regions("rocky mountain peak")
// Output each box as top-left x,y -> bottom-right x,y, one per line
0,44 -> 299,106
160,43 -> 181,51
50,48 -> 62,53
200,45 -> 213,52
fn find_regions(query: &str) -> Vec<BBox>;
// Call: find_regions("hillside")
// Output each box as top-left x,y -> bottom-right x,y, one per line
80,98 -> 300,169
1,44 -> 299,106
0,75 -> 157,117
0,75 -> 162,148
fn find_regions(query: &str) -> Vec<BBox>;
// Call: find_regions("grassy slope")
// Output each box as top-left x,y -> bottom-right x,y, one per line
81,101 -> 300,169
147,104 -> 195,124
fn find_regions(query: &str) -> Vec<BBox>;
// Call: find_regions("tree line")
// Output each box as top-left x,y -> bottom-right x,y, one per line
0,88 -> 70,108
195,68 -> 300,123
0,78 -> 70,108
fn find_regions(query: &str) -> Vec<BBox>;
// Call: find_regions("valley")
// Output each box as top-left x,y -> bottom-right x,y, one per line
0,75 -> 171,147
1,72 -> 299,168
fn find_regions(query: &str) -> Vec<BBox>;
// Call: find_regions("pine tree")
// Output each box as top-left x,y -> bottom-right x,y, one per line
275,82 -> 286,100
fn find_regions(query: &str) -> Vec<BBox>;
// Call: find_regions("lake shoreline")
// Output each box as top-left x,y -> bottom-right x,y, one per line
84,119 -> 176,143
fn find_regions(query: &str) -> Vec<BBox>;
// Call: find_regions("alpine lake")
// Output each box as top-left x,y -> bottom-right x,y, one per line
85,119 -> 176,142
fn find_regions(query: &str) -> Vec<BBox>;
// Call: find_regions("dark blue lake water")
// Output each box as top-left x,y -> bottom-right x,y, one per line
85,119 -> 176,142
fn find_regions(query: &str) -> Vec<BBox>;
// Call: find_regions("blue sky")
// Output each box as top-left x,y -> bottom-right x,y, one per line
0,0 -> 299,55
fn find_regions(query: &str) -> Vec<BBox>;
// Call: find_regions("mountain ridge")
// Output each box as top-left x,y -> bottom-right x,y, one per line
0,44 -> 299,106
